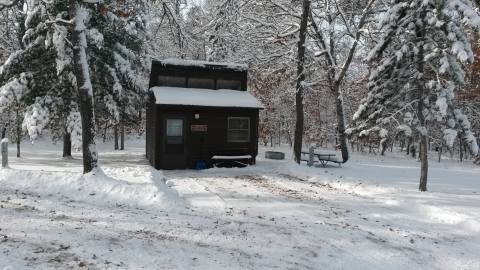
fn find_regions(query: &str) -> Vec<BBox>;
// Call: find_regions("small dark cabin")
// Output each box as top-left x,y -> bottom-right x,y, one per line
146,59 -> 263,170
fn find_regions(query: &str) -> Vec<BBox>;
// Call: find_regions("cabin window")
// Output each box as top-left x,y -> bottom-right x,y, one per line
227,117 -> 250,143
188,77 -> 215,89
217,79 -> 241,90
158,75 -> 186,87
166,119 -> 183,144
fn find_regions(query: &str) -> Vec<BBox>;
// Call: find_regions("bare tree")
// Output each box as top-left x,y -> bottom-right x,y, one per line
309,0 -> 377,163
293,0 -> 311,163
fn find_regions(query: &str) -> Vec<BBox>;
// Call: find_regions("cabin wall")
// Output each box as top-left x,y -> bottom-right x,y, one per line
145,93 -> 157,167
149,64 -> 248,91
154,105 -> 259,169
154,106 -> 163,170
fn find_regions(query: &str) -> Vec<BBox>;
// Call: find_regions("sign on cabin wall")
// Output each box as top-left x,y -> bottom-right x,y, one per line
191,125 -> 208,132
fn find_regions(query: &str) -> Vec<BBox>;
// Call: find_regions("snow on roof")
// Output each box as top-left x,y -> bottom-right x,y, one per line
159,58 -> 248,71
151,87 -> 263,109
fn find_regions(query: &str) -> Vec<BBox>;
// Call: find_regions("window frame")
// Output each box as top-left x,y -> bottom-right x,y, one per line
216,79 -> 242,90
187,77 -> 215,89
166,118 -> 184,145
227,117 -> 250,143
157,75 -> 187,88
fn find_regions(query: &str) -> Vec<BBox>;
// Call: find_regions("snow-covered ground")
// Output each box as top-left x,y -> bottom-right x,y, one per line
1,139 -> 479,269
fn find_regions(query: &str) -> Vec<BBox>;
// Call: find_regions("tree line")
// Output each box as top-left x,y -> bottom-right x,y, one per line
1,0 -> 480,191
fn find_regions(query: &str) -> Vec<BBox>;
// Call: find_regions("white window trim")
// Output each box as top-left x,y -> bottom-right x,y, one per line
227,117 -> 250,143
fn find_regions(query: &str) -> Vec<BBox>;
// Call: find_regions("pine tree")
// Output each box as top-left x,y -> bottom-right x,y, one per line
350,0 -> 480,191
87,1 -> 147,151
1,0 -> 147,170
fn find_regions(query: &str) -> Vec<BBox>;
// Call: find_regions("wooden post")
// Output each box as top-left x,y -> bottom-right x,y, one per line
308,146 -> 314,167
1,139 -> 8,168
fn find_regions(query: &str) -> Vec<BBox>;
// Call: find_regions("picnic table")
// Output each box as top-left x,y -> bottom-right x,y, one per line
301,148 -> 342,167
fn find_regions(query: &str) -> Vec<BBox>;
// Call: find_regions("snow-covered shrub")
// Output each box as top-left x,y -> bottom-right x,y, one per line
22,98 -> 51,141
66,105 -> 82,151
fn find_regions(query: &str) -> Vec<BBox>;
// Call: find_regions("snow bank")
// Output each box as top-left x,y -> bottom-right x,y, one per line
0,167 -> 182,210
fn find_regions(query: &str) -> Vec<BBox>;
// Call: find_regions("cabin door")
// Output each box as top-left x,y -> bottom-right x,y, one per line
163,116 -> 187,169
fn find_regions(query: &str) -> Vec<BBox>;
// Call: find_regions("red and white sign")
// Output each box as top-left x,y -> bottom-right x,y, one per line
191,125 -> 208,132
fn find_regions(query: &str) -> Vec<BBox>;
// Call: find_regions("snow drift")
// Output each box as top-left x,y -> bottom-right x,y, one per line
0,166 -> 182,210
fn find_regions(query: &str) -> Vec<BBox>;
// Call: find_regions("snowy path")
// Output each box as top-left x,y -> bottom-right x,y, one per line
166,167 -> 480,270
0,140 -> 479,269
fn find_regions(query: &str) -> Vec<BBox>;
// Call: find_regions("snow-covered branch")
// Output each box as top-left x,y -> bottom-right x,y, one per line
0,0 -> 20,10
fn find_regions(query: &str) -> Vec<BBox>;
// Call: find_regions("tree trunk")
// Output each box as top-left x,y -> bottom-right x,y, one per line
102,121 -> 108,143
1,126 -> 6,139
114,124 -> 119,150
465,143 -> 470,160
120,117 -> 125,150
16,137 -> 20,158
459,140 -> 464,162
16,108 -> 21,158
381,139 -> 388,156
287,130 -> 293,148
63,131 -> 72,158
174,0 -> 185,59
407,137 -> 412,155
416,20 -> 428,192
70,1 -> 98,174
334,91 -> 349,163
419,134 -> 428,191
308,0 -> 375,164
293,0 -> 310,164
277,122 -> 281,146
138,110 -> 143,136
438,144 -> 442,163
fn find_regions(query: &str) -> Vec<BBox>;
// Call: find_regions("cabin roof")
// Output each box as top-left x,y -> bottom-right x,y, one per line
152,58 -> 249,72
151,87 -> 263,109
